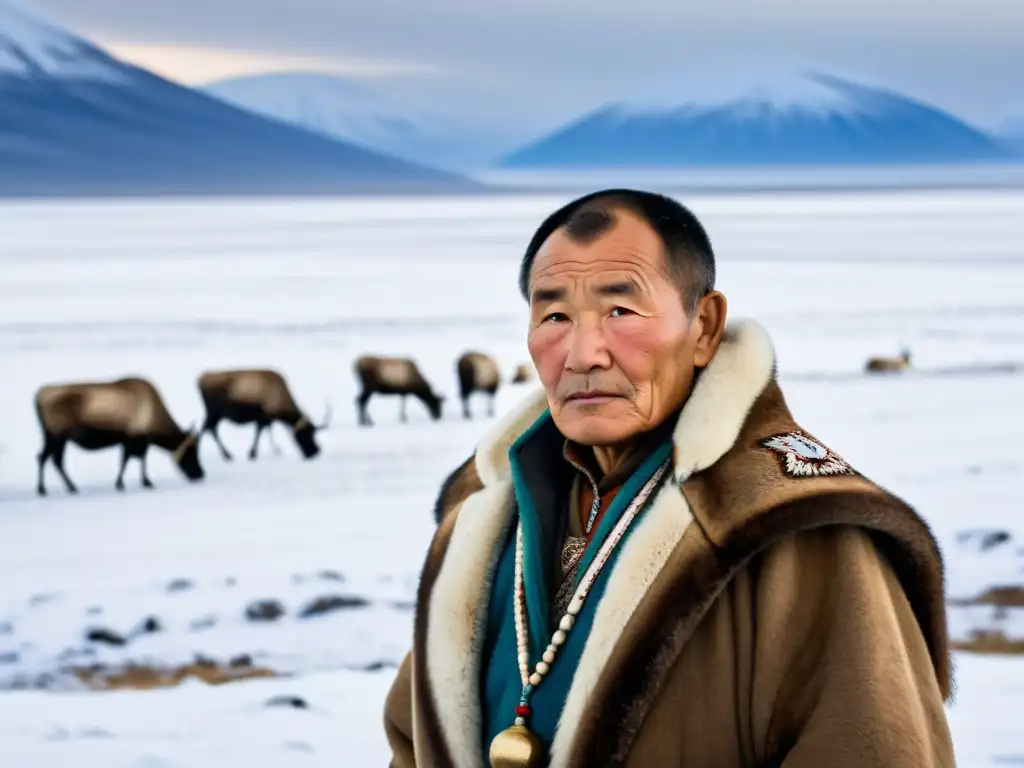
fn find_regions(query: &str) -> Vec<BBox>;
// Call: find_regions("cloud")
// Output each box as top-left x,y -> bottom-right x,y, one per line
102,42 -> 445,84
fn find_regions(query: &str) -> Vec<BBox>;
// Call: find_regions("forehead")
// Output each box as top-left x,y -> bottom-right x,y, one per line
530,208 -> 670,288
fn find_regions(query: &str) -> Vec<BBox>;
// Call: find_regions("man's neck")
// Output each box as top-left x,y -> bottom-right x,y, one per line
591,442 -> 638,477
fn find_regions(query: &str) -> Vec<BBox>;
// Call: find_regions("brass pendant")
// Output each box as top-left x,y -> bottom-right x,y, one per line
489,724 -> 545,767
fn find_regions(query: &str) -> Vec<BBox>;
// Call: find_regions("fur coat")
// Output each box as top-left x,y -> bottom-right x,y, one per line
385,318 -> 954,767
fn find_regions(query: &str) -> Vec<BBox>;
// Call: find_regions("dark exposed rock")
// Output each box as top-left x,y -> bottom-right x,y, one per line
134,616 -> 162,634
229,654 -> 253,668
264,694 -> 309,709
359,660 -> 396,673
86,606 -> 104,617
298,594 -> 369,618
0,651 -> 18,664
245,599 -> 285,622
166,579 -> 194,593
316,570 -> 345,582
193,654 -> 218,669
85,628 -> 127,646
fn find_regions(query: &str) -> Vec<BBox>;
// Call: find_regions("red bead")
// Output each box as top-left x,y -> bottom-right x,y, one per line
515,705 -> 532,717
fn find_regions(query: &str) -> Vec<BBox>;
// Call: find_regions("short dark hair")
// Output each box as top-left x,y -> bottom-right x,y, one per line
518,189 -> 716,314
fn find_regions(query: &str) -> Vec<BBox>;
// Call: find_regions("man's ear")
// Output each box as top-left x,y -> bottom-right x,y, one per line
692,291 -> 728,368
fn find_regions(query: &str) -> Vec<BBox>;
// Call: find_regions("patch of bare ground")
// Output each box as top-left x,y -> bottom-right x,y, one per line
70,659 -> 279,691
951,630 -> 1024,655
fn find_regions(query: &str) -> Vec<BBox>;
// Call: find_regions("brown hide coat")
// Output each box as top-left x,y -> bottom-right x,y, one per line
385,319 -> 954,768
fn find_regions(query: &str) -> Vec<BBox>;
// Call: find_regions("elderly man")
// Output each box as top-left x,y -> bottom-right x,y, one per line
385,189 -> 954,767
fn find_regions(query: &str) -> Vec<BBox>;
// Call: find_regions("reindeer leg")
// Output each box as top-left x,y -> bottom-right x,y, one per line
400,395 -> 408,424
488,393 -> 496,418
36,435 -> 53,496
138,444 -> 154,489
248,423 -> 264,461
462,395 -> 471,420
207,420 -> 233,461
51,440 -> 77,495
356,393 -> 374,427
115,444 -> 130,492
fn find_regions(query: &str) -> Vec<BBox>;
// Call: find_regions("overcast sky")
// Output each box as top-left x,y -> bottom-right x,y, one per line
27,0 -> 1024,133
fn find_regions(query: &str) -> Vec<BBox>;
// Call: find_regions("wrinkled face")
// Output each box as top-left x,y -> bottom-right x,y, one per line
527,208 -> 706,447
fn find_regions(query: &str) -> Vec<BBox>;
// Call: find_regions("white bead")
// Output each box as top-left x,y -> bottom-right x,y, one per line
529,672 -> 542,686
542,649 -> 555,664
535,661 -> 549,675
552,630 -> 567,645
515,716 -> 525,726
518,651 -> 529,666
559,614 -> 575,631
567,597 -> 583,616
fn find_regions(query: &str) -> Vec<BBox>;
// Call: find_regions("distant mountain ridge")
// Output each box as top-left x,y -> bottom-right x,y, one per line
502,70 -> 1015,168
202,72 -> 513,170
0,1 -> 472,196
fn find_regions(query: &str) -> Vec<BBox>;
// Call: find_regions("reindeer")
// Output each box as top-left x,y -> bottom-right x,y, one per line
456,351 -> 500,420
865,347 -> 912,373
510,363 -> 534,384
197,369 -> 332,461
34,377 -> 204,496
354,356 -> 444,426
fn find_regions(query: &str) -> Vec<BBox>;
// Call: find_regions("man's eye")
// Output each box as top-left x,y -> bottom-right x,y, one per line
543,313 -> 569,323
610,307 -> 634,317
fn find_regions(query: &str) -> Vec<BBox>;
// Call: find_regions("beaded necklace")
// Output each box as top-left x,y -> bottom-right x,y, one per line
488,457 -> 671,767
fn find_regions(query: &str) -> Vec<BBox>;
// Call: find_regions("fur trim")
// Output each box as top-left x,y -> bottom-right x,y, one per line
672,319 -> 775,482
425,481 -> 517,766
474,386 -> 547,487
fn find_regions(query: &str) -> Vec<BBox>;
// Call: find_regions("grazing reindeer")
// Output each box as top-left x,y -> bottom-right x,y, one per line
456,351 -> 500,419
354,356 -> 444,426
197,369 -> 332,461
865,347 -> 912,373
34,377 -> 204,495
510,363 -> 534,384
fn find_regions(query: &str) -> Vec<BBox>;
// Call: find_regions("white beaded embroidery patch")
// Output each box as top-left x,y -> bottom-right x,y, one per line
761,431 -> 856,477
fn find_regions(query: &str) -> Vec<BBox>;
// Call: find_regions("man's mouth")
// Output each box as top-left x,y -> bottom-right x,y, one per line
566,391 -> 620,403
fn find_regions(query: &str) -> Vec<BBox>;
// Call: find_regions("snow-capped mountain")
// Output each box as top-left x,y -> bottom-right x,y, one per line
0,1 -> 470,195
501,70 -> 1013,168
203,72 -> 504,170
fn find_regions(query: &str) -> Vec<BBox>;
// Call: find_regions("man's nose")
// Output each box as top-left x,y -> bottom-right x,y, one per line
565,318 -> 611,373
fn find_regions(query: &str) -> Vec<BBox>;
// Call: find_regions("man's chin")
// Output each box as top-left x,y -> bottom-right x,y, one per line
553,406 -> 637,447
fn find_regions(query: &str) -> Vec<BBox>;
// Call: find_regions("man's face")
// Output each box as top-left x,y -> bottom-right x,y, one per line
527,208 -> 709,447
